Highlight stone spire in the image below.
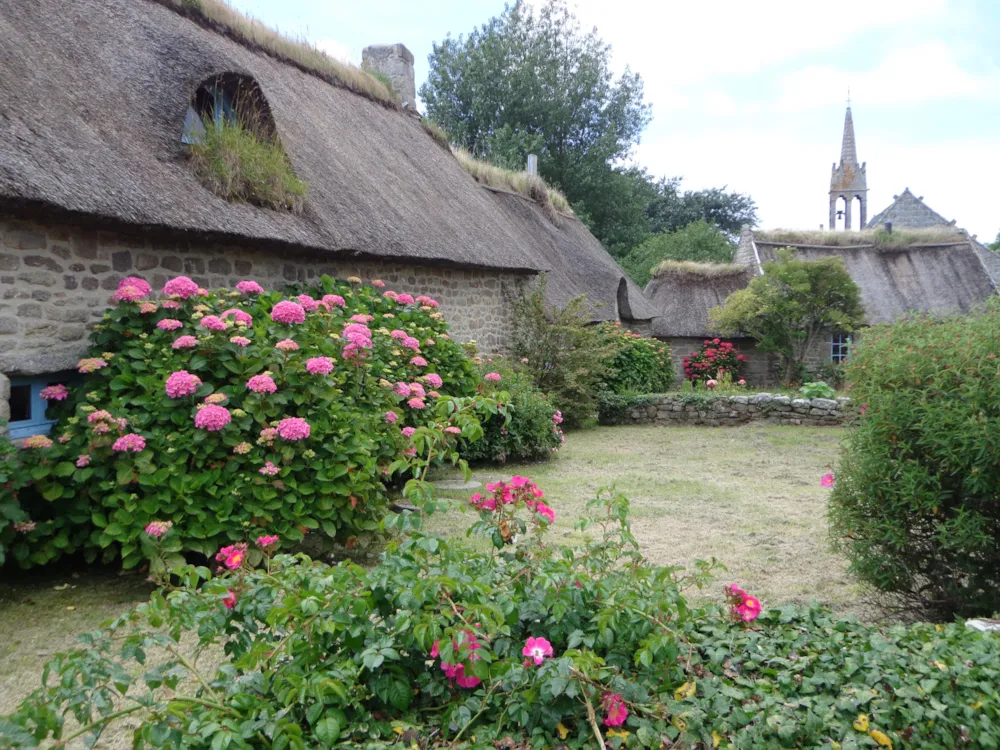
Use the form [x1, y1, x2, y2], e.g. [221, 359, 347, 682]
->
[829, 105, 868, 230]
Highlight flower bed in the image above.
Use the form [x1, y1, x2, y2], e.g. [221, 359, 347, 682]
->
[599, 392, 853, 427]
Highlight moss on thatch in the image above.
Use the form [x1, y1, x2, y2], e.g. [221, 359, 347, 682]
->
[187, 118, 306, 212]
[452, 148, 573, 221]
[158, 0, 396, 107]
[756, 227, 965, 248]
[651, 260, 746, 279]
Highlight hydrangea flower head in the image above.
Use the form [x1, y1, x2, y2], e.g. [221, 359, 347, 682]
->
[113, 434, 147, 452]
[172, 335, 198, 349]
[395, 293, 415, 305]
[407, 397, 425, 410]
[139, 302, 158, 314]
[162, 276, 200, 299]
[275, 338, 299, 352]
[384, 410, 399, 424]
[194, 404, 231, 431]
[203, 393, 227, 405]
[161, 300, 181, 309]
[76, 454, 91, 467]
[157, 318, 183, 331]
[423, 373, 443, 388]
[271, 300, 306, 324]
[484, 372, 502, 382]
[295, 294, 319, 312]
[247, 374, 278, 394]
[390, 329, 408, 340]
[230, 335, 251, 347]
[259, 461, 280, 476]
[322, 294, 346, 308]
[23, 435, 53, 449]
[236, 280, 265, 295]
[233, 442, 252, 455]
[40, 384, 69, 401]
[165, 370, 202, 398]
[410, 356, 428, 367]
[305, 357, 334, 375]
[221, 308, 253, 325]
[277, 417, 310, 441]
[372, 279, 385, 287]
[401, 427, 416, 438]
[77, 358, 108, 374]
[402, 337, 420, 351]
[145, 520, 173, 538]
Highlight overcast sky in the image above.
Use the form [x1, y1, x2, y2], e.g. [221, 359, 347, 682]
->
[229, 0, 1000, 241]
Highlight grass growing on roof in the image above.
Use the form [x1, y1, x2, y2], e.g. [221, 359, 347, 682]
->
[420, 119, 451, 151]
[757, 227, 965, 247]
[452, 148, 573, 220]
[161, 0, 395, 106]
[187, 118, 307, 212]
[651, 260, 746, 278]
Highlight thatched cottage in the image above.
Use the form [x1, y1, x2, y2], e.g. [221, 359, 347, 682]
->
[0, 0, 654, 438]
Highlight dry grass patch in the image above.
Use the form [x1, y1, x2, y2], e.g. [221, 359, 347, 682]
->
[651, 260, 747, 279]
[757, 227, 966, 248]
[159, 0, 395, 106]
[452, 148, 572, 220]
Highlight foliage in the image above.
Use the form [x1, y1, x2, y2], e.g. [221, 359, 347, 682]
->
[798, 381, 835, 400]
[6, 276, 487, 569]
[460, 357, 564, 464]
[508, 280, 618, 428]
[6, 487, 1000, 749]
[710, 248, 865, 385]
[988, 231, 1000, 252]
[597, 322, 674, 395]
[647, 177, 758, 238]
[829, 302, 1000, 620]
[621, 220, 736, 287]
[595, 392, 659, 425]
[682, 339, 748, 385]
[0, 428, 32, 566]
[810, 361, 846, 389]
[187, 117, 307, 212]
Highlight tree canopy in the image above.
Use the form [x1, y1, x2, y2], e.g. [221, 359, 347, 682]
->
[620, 219, 736, 287]
[709, 248, 865, 384]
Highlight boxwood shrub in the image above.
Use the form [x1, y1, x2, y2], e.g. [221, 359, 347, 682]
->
[829, 301, 1000, 620]
[3, 486, 998, 749]
[598, 322, 674, 395]
[6, 275, 484, 569]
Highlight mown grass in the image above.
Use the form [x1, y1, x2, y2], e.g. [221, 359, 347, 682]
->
[187, 118, 307, 212]
[0, 424, 854, 733]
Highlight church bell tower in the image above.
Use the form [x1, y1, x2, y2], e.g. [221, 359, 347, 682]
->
[829, 105, 868, 230]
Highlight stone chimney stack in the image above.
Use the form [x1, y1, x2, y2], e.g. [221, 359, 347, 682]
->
[362, 44, 416, 110]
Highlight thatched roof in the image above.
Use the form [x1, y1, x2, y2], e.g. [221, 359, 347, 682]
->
[644, 263, 750, 337]
[753, 240, 996, 325]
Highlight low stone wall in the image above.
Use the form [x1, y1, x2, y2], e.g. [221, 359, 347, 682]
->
[610, 393, 853, 427]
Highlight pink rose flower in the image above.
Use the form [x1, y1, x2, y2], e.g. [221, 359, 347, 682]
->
[165, 370, 202, 398]
[162, 276, 200, 299]
[821, 473, 835, 487]
[275, 338, 299, 352]
[277, 417, 310, 441]
[322, 294, 346, 308]
[270, 300, 306, 324]
[602, 693, 628, 727]
[145, 520, 173, 538]
[236, 280, 265, 295]
[401, 427, 416, 438]
[39, 384, 68, 401]
[222, 591, 237, 610]
[157, 318, 183, 331]
[247, 374, 278, 394]
[172, 335, 198, 349]
[221, 308, 253, 325]
[534, 502, 555, 524]
[521, 636, 554, 666]
[113, 434, 147, 452]
[194, 404, 231, 431]
[215, 543, 247, 570]
[384, 410, 399, 424]
[484, 372, 502, 382]
[305, 357, 334, 375]
[256, 535, 279, 549]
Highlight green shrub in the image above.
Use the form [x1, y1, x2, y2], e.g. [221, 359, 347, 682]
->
[829, 302, 1000, 620]
[620, 219, 735, 287]
[0, 428, 32, 566]
[460, 357, 563, 463]
[7, 275, 484, 569]
[188, 117, 307, 212]
[595, 392, 659, 425]
[509, 279, 618, 428]
[597, 322, 674, 394]
[799, 380, 835, 399]
[5, 485, 1000, 749]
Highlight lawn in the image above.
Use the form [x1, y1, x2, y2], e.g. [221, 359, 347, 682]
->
[0, 423, 855, 725]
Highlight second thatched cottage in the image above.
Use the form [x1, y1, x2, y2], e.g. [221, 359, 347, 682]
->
[0, 0, 655, 438]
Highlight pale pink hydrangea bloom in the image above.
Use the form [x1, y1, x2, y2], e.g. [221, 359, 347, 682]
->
[275, 338, 299, 352]
[296, 294, 320, 311]
[305, 357, 334, 375]
[161, 300, 181, 309]
[350, 313, 374, 323]
[522, 636, 554, 666]
[393, 381, 410, 398]
[384, 410, 399, 424]
[145, 520, 173, 538]
[165, 370, 202, 398]
[346, 276, 362, 284]
[259, 427, 278, 444]
[87, 410, 112, 424]
[401, 427, 416, 438]
[233, 442, 252, 455]
[230, 336, 251, 347]
[247, 374, 278, 394]
[395, 293, 415, 305]
[194, 404, 231, 431]
[270, 300, 306, 324]
[13, 520, 37, 533]
[484, 372, 502, 382]
[119, 276, 152, 296]
[372, 279, 385, 287]
[256, 535, 279, 549]
[236, 280, 265, 295]
[383, 290, 399, 300]
[139, 302, 158, 314]
[162, 276, 200, 299]
[425, 338, 436, 346]
[77, 358, 108, 374]
[408, 382, 426, 398]
[259, 461, 280, 476]
[410, 356, 428, 367]
[113, 434, 147, 452]
[390, 330, 408, 340]
[277, 417, 310, 441]
[76, 454, 91, 468]
[203, 393, 227, 405]
[172, 335, 198, 349]
[157, 318, 183, 331]
[199, 315, 227, 331]
[408, 397, 425, 410]
[424, 373, 443, 388]
[322, 294, 346, 308]
[40, 384, 68, 401]
[113, 276, 151, 302]
[23, 435, 53, 449]
[402, 337, 421, 351]
[445, 426, 461, 435]
[222, 308, 253, 325]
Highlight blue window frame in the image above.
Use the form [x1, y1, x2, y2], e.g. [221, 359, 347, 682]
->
[8, 373, 74, 439]
[830, 333, 851, 363]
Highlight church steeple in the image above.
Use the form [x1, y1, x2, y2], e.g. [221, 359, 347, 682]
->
[829, 105, 868, 230]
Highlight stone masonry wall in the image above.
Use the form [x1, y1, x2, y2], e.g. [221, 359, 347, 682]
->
[611, 393, 853, 427]
[0, 216, 528, 377]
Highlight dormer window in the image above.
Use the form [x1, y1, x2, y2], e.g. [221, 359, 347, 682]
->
[182, 73, 275, 145]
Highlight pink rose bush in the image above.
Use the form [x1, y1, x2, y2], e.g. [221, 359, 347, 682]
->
[725, 583, 763, 623]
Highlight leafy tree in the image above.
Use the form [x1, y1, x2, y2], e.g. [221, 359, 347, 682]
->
[709, 248, 865, 384]
[421, 0, 652, 251]
[620, 219, 736, 287]
[988, 231, 1000, 252]
[647, 177, 758, 237]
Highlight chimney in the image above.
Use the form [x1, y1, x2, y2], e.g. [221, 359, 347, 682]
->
[362, 44, 416, 109]
[884, 221, 892, 235]
[526, 154, 538, 176]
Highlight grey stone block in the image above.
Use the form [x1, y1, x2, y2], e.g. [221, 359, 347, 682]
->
[811, 398, 838, 410]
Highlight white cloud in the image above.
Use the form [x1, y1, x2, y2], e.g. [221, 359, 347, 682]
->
[315, 38, 356, 64]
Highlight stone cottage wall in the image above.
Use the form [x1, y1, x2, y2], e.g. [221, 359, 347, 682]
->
[0, 216, 528, 380]
[608, 393, 853, 427]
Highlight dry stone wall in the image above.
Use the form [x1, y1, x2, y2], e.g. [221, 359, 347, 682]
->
[611, 393, 853, 427]
[0, 216, 527, 377]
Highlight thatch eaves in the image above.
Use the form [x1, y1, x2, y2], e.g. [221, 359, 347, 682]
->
[644, 263, 750, 337]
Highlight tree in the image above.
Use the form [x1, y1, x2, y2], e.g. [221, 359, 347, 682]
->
[620, 219, 736, 287]
[421, 0, 652, 251]
[647, 177, 758, 237]
[709, 248, 865, 384]
[988, 231, 1000, 252]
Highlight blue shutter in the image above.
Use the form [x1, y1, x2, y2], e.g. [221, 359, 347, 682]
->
[9, 377, 57, 439]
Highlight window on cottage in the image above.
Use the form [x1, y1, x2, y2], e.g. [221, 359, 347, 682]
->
[830, 333, 852, 363]
[182, 73, 274, 145]
[8, 372, 77, 439]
